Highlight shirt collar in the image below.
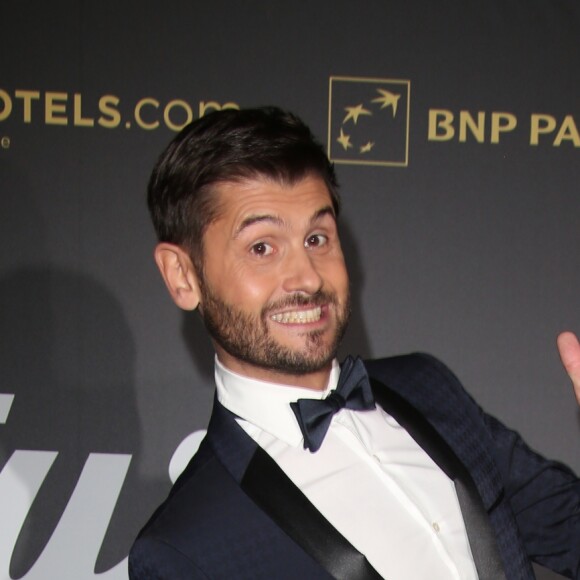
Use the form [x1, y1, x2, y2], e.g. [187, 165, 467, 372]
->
[214, 356, 340, 447]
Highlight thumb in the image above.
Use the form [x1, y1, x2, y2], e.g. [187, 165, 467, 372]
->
[557, 332, 580, 405]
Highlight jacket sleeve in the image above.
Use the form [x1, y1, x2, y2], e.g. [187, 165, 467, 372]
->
[414, 352, 580, 578]
[482, 411, 580, 579]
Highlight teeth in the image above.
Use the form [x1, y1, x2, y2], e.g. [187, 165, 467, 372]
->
[270, 306, 322, 324]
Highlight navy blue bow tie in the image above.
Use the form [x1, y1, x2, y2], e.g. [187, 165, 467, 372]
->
[290, 356, 375, 452]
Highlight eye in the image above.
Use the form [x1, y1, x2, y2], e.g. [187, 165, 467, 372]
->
[250, 241, 274, 257]
[305, 234, 328, 248]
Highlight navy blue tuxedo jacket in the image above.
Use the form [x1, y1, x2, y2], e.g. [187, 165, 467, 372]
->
[130, 354, 580, 579]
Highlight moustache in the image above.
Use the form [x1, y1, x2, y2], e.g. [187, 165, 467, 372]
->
[261, 290, 337, 318]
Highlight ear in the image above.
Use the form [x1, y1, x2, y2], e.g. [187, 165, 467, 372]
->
[154, 243, 201, 311]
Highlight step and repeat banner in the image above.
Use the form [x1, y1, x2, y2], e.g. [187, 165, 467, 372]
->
[1, 2, 579, 578]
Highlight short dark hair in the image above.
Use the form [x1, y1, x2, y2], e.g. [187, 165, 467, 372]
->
[147, 106, 340, 273]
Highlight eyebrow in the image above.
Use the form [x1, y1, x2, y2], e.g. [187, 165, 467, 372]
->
[311, 205, 336, 224]
[234, 205, 336, 238]
[234, 214, 285, 238]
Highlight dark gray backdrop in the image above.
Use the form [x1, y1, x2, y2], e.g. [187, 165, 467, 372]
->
[1, 1, 578, 578]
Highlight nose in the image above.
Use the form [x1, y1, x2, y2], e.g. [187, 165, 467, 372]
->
[281, 247, 323, 295]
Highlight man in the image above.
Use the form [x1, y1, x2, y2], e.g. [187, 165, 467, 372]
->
[130, 107, 580, 579]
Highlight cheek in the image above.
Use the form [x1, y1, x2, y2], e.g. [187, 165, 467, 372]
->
[324, 257, 349, 291]
[221, 264, 281, 306]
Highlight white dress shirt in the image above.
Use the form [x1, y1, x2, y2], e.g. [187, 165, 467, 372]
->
[215, 357, 478, 579]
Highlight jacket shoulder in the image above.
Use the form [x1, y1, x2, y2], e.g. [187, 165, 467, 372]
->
[364, 352, 470, 402]
[131, 437, 268, 577]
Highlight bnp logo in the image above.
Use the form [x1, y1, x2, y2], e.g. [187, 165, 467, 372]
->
[328, 76, 411, 167]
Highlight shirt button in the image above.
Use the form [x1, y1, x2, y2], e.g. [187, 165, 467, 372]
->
[372, 454, 381, 463]
[432, 522, 440, 533]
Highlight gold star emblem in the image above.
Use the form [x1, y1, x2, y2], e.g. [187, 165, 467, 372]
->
[360, 141, 374, 153]
[336, 128, 353, 150]
[343, 104, 372, 125]
[371, 88, 401, 116]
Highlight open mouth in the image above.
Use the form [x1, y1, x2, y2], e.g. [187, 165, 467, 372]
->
[270, 306, 323, 324]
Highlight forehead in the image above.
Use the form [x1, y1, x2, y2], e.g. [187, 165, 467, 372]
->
[212, 175, 334, 225]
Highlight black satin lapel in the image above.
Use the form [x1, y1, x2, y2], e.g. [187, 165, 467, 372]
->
[241, 446, 382, 580]
[370, 378, 506, 580]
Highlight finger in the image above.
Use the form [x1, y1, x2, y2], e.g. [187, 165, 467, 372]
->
[557, 331, 580, 405]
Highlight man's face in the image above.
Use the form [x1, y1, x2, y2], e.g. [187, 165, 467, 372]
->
[197, 175, 350, 387]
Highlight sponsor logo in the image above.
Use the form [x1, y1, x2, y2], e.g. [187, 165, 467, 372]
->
[328, 76, 411, 167]
[328, 76, 578, 169]
[0, 88, 239, 133]
[428, 109, 580, 147]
